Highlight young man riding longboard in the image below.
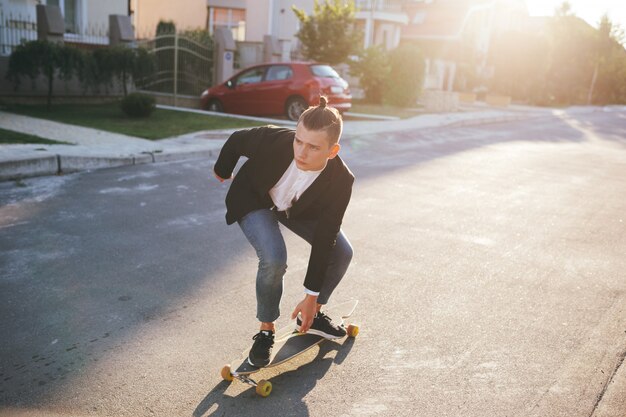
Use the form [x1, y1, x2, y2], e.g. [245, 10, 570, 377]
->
[213, 96, 354, 367]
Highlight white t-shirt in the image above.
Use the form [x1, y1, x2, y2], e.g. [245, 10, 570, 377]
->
[269, 160, 323, 211]
[269, 159, 324, 297]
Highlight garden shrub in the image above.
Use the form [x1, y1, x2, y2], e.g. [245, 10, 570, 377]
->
[120, 92, 156, 118]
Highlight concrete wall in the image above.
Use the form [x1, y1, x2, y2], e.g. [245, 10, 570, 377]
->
[133, 0, 207, 36]
[277, 0, 310, 42]
[245, 0, 308, 41]
[244, 0, 269, 42]
[87, 0, 127, 28]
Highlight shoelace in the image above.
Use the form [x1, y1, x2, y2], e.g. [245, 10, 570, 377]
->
[316, 312, 335, 325]
[252, 332, 274, 348]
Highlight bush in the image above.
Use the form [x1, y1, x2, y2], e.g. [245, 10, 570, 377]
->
[384, 44, 425, 107]
[349, 46, 390, 104]
[7, 40, 84, 109]
[120, 93, 156, 118]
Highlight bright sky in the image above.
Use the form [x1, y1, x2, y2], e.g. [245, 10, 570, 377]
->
[525, 0, 626, 29]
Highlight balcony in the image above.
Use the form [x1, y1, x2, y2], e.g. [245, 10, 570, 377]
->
[355, 0, 405, 13]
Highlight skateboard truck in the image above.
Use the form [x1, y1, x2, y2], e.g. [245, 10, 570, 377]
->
[221, 365, 273, 397]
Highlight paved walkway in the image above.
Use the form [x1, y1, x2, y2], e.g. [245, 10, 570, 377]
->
[0, 103, 574, 181]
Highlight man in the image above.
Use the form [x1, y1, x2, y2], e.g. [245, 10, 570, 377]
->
[213, 97, 354, 367]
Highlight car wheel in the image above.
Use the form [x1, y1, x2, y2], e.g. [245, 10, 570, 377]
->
[207, 99, 223, 112]
[286, 97, 308, 121]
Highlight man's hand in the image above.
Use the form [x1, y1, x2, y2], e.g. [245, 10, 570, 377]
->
[214, 169, 231, 183]
[291, 294, 318, 333]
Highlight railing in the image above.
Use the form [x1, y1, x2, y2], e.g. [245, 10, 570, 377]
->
[0, 11, 37, 56]
[0, 10, 109, 56]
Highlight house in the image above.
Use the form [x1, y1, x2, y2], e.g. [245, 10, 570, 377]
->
[0, 0, 129, 55]
[132, 0, 407, 58]
[402, 0, 529, 92]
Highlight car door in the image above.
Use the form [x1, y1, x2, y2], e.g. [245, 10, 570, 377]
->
[251, 65, 295, 115]
[230, 66, 267, 115]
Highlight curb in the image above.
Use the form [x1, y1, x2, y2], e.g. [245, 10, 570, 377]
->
[0, 111, 541, 183]
[0, 149, 218, 182]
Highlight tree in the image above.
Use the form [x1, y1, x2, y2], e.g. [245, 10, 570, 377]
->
[6, 40, 83, 109]
[384, 43, 425, 107]
[292, 0, 363, 65]
[588, 15, 626, 104]
[349, 46, 390, 103]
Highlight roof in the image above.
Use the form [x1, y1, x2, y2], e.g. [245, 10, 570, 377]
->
[401, 0, 527, 40]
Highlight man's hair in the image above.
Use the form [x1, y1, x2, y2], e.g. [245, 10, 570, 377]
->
[298, 96, 343, 146]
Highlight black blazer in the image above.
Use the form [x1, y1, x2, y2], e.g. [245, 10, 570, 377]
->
[214, 125, 355, 293]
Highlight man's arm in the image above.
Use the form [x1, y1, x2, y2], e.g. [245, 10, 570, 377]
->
[213, 126, 268, 180]
[303, 175, 354, 293]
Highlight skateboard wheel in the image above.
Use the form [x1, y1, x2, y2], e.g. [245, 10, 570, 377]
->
[256, 380, 272, 397]
[221, 365, 234, 382]
[347, 324, 359, 338]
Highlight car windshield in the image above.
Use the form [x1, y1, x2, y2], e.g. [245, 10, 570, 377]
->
[309, 65, 340, 79]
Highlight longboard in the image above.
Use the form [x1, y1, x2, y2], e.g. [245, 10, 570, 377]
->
[220, 299, 359, 397]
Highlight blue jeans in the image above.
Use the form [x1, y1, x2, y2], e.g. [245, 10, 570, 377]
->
[238, 209, 353, 323]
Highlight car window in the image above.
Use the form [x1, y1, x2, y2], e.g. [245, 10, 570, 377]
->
[266, 65, 293, 81]
[309, 65, 340, 79]
[236, 67, 266, 86]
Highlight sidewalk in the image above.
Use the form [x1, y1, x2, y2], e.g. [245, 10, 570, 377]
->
[0, 104, 558, 182]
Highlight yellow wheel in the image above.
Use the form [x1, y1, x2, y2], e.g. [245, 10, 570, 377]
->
[347, 324, 359, 338]
[256, 380, 272, 397]
[220, 365, 233, 382]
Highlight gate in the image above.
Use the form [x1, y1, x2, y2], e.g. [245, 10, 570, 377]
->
[136, 31, 214, 106]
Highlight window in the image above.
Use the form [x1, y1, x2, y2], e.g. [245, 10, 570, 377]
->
[47, 0, 79, 34]
[236, 67, 265, 86]
[309, 65, 340, 79]
[266, 65, 293, 82]
[208, 7, 245, 41]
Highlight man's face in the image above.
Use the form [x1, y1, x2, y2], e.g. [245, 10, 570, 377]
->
[293, 123, 340, 171]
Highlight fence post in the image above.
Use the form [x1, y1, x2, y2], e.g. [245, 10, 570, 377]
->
[214, 27, 236, 84]
[263, 35, 281, 63]
[109, 15, 135, 46]
[173, 31, 179, 107]
[36, 5, 64, 43]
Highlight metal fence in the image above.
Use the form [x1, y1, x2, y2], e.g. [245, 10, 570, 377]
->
[0, 10, 109, 56]
[0, 11, 37, 56]
[136, 31, 214, 105]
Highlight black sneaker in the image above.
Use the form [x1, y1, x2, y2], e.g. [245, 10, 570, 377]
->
[248, 330, 274, 367]
[298, 311, 347, 339]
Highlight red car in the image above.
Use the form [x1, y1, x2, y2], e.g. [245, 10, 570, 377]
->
[200, 62, 351, 121]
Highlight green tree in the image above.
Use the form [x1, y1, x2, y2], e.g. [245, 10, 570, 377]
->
[292, 0, 363, 65]
[6, 40, 83, 109]
[384, 43, 425, 107]
[545, 2, 597, 104]
[349, 46, 390, 104]
[589, 15, 626, 104]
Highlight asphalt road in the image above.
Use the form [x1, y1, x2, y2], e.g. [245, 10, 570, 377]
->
[1, 108, 625, 417]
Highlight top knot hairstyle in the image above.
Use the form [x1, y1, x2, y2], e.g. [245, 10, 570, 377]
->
[298, 96, 343, 145]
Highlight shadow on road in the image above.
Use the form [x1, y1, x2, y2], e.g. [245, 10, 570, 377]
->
[1, 109, 623, 413]
[193, 338, 354, 417]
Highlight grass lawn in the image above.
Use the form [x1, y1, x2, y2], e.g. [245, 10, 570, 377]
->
[0, 127, 72, 145]
[349, 100, 422, 119]
[2, 102, 265, 140]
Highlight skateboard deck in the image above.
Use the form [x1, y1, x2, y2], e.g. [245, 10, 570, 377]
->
[221, 299, 359, 397]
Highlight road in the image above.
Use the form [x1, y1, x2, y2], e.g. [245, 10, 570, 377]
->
[1, 108, 625, 416]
